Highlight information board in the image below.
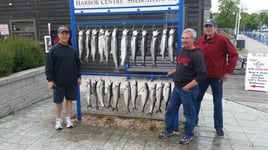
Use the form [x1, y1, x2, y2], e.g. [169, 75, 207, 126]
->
[245, 53, 268, 92]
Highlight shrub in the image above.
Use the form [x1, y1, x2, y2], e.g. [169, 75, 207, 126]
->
[0, 37, 45, 77]
[0, 47, 14, 76]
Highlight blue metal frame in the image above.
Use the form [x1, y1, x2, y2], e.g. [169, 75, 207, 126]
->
[69, 0, 184, 121]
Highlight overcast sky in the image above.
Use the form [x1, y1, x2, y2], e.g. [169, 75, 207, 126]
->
[211, 0, 268, 14]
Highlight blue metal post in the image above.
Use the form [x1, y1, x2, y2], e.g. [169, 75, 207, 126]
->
[76, 86, 82, 121]
[173, 0, 184, 131]
[69, 0, 82, 121]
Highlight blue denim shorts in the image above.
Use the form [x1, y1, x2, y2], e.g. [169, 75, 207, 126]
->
[53, 85, 77, 103]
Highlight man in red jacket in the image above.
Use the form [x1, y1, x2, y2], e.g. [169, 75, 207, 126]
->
[195, 18, 238, 136]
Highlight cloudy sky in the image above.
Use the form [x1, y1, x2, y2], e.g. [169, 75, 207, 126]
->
[211, 0, 268, 14]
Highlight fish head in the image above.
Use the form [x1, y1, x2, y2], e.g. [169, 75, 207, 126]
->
[133, 30, 138, 36]
[105, 30, 111, 36]
[92, 29, 98, 35]
[142, 30, 147, 36]
[86, 30, 91, 35]
[149, 82, 156, 89]
[78, 30, 84, 36]
[112, 28, 118, 36]
[123, 81, 130, 88]
[163, 29, 168, 34]
[99, 29, 105, 35]
[169, 29, 175, 35]
[122, 29, 128, 35]
[107, 80, 113, 86]
[156, 82, 163, 89]
[152, 30, 159, 36]
[132, 80, 137, 86]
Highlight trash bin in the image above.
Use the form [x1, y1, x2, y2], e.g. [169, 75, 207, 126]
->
[236, 40, 245, 50]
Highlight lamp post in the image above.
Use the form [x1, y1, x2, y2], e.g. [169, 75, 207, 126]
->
[235, 0, 241, 40]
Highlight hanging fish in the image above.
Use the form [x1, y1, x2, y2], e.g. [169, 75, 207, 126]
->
[150, 30, 160, 67]
[104, 29, 111, 64]
[148, 82, 157, 116]
[155, 82, 164, 113]
[140, 82, 149, 113]
[85, 29, 91, 63]
[140, 30, 148, 66]
[111, 28, 119, 70]
[112, 81, 121, 112]
[130, 30, 139, 66]
[96, 79, 105, 110]
[91, 79, 98, 110]
[168, 28, 175, 64]
[130, 80, 138, 111]
[98, 28, 105, 63]
[78, 30, 85, 63]
[163, 82, 172, 111]
[106, 80, 113, 108]
[159, 29, 168, 60]
[91, 29, 98, 62]
[123, 81, 131, 113]
[120, 28, 129, 66]
[86, 79, 92, 109]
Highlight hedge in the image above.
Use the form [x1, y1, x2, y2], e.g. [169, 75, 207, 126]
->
[0, 37, 45, 77]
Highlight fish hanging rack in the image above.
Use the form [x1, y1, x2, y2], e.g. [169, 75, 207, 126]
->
[69, 0, 184, 120]
[70, 0, 184, 76]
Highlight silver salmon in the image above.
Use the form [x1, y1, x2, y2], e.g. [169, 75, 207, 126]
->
[111, 28, 119, 70]
[91, 29, 98, 62]
[130, 30, 139, 66]
[140, 30, 148, 66]
[120, 29, 129, 66]
[168, 28, 175, 64]
[150, 30, 159, 67]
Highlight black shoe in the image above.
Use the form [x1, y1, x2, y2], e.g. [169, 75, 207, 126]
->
[216, 129, 224, 136]
[158, 131, 173, 139]
[179, 136, 193, 145]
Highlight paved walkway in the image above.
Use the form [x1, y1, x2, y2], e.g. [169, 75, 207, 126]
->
[0, 93, 268, 150]
[223, 34, 268, 113]
[1, 34, 268, 150]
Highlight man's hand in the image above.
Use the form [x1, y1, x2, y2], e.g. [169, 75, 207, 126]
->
[182, 85, 190, 92]
[221, 74, 229, 81]
[77, 78, 81, 85]
[48, 81, 55, 89]
[167, 69, 176, 77]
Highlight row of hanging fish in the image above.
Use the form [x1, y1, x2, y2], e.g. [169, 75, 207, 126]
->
[85, 79, 172, 116]
[78, 28, 176, 69]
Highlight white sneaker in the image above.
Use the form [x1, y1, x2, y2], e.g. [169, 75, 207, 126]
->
[55, 119, 63, 130]
[66, 119, 73, 128]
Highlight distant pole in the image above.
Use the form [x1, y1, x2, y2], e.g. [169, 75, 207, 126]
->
[236, 0, 241, 40]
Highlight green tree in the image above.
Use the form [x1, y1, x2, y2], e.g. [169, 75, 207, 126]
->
[258, 12, 268, 26]
[240, 12, 259, 31]
[215, 0, 240, 28]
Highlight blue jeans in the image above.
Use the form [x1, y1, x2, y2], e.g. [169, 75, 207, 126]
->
[164, 86, 199, 137]
[196, 78, 223, 130]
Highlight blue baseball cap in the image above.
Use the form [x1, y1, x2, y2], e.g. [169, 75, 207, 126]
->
[204, 18, 216, 26]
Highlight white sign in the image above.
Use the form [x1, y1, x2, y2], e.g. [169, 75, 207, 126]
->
[245, 53, 268, 92]
[74, 0, 179, 9]
[44, 35, 52, 53]
[0, 24, 9, 35]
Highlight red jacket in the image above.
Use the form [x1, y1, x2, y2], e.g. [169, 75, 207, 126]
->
[196, 33, 238, 78]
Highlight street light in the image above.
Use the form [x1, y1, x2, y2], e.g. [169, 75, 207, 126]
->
[235, 0, 241, 40]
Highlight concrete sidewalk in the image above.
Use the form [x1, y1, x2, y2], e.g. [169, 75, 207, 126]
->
[0, 92, 268, 150]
